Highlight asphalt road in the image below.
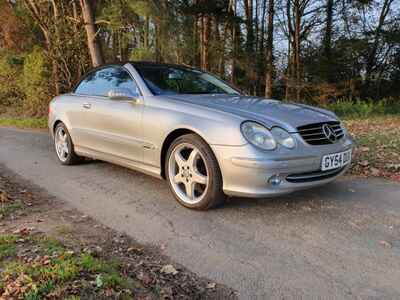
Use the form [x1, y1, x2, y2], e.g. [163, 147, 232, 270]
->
[1, 127, 400, 299]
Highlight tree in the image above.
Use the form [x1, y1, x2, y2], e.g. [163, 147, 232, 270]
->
[322, 0, 334, 83]
[1, 0, 399, 117]
[364, 0, 395, 88]
[80, 0, 104, 67]
[265, 0, 275, 97]
[283, 0, 324, 100]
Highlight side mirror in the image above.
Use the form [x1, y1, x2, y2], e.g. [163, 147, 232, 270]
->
[108, 88, 139, 101]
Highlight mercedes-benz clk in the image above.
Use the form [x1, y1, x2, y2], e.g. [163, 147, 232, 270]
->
[49, 61, 353, 210]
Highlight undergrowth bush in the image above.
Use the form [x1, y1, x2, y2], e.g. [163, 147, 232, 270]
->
[19, 47, 52, 116]
[0, 50, 24, 109]
[323, 98, 400, 118]
[0, 48, 52, 117]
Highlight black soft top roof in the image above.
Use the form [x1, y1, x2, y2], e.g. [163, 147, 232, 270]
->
[128, 61, 196, 70]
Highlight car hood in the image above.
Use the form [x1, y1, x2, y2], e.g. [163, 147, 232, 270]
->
[164, 94, 338, 132]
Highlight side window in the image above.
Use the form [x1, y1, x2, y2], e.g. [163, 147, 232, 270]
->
[75, 67, 140, 97]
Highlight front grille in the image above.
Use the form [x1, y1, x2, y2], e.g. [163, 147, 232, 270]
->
[286, 167, 345, 183]
[297, 121, 344, 145]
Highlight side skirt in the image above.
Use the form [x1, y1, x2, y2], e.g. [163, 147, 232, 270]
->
[75, 146, 163, 180]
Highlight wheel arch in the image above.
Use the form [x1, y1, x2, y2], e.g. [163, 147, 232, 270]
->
[160, 127, 215, 179]
[53, 120, 63, 133]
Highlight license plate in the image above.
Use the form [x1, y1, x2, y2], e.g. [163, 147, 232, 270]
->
[321, 149, 352, 171]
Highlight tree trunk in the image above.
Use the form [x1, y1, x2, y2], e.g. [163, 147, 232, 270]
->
[230, 0, 239, 84]
[265, 0, 274, 98]
[155, 18, 162, 62]
[365, 0, 393, 87]
[201, 15, 211, 71]
[144, 15, 150, 50]
[256, 0, 267, 95]
[323, 0, 333, 82]
[285, 39, 291, 100]
[286, 0, 294, 99]
[294, 0, 301, 101]
[244, 0, 254, 54]
[50, 0, 60, 94]
[80, 0, 104, 67]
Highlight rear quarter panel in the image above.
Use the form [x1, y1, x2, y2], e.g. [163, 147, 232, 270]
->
[49, 94, 85, 146]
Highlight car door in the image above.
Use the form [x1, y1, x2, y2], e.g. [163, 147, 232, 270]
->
[73, 66, 144, 163]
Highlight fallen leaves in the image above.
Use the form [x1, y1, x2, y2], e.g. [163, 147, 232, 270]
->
[379, 240, 392, 248]
[12, 227, 34, 236]
[137, 271, 153, 285]
[386, 163, 400, 171]
[370, 167, 380, 176]
[345, 116, 400, 182]
[127, 246, 143, 254]
[0, 191, 11, 203]
[1, 274, 33, 299]
[160, 264, 179, 275]
[95, 274, 104, 288]
[207, 282, 217, 289]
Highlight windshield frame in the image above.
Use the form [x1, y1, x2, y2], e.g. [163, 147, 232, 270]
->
[131, 63, 242, 96]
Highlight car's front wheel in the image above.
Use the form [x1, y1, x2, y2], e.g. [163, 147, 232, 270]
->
[166, 134, 225, 210]
[54, 122, 82, 165]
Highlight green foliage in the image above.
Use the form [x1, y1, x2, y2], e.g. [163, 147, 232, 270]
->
[36, 237, 66, 255]
[24, 280, 56, 300]
[0, 50, 24, 107]
[19, 47, 52, 116]
[0, 200, 23, 219]
[64, 296, 81, 300]
[0, 235, 17, 259]
[130, 48, 155, 61]
[101, 273, 129, 288]
[324, 98, 400, 118]
[128, 0, 154, 17]
[79, 252, 120, 274]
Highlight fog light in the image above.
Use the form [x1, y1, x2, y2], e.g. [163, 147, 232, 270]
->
[268, 175, 282, 186]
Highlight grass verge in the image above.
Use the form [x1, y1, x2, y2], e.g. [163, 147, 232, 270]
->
[0, 117, 47, 129]
[0, 234, 134, 299]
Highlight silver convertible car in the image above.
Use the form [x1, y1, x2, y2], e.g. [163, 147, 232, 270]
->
[49, 62, 353, 210]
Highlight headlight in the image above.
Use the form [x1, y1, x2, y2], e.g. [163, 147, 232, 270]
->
[271, 127, 296, 149]
[241, 121, 277, 150]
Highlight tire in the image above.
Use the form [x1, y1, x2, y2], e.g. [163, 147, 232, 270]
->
[54, 122, 83, 165]
[165, 134, 225, 210]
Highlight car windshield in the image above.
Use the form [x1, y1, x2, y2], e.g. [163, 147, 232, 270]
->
[133, 64, 240, 96]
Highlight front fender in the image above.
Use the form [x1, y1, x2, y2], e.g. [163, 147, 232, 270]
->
[141, 96, 248, 169]
[143, 96, 248, 148]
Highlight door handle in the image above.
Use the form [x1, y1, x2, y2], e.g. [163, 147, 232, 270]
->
[83, 103, 91, 109]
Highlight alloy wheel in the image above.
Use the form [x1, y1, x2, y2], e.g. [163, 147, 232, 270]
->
[54, 126, 69, 162]
[168, 143, 209, 205]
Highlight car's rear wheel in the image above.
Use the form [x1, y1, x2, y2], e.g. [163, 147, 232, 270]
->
[54, 123, 82, 165]
[166, 134, 225, 210]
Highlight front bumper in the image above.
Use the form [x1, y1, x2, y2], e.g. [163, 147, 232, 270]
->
[211, 134, 354, 198]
